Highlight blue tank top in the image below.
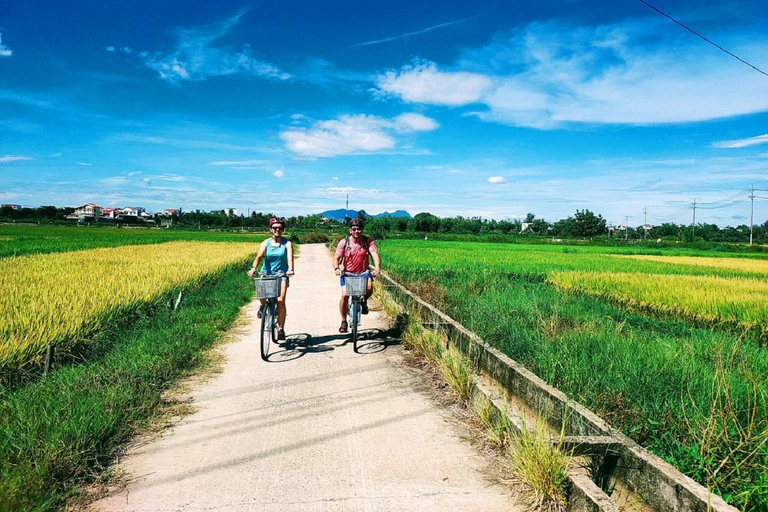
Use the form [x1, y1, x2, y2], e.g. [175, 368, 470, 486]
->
[261, 239, 289, 274]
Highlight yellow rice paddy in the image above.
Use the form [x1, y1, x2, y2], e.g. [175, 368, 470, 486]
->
[0, 241, 255, 372]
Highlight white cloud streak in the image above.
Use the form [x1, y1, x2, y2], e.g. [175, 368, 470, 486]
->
[487, 176, 506, 184]
[712, 134, 768, 148]
[352, 16, 476, 47]
[118, 10, 290, 84]
[0, 155, 32, 163]
[280, 113, 438, 158]
[210, 159, 268, 166]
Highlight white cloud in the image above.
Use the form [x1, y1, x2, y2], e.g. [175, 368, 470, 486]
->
[488, 176, 506, 184]
[0, 33, 12, 57]
[712, 134, 768, 149]
[376, 60, 492, 106]
[313, 186, 383, 196]
[392, 113, 439, 132]
[380, 20, 768, 128]
[0, 155, 32, 163]
[150, 174, 186, 182]
[273, 169, 285, 178]
[281, 113, 438, 158]
[121, 10, 290, 83]
[210, 159, 267, 166]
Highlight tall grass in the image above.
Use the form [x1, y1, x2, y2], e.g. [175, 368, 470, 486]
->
[507, 422, 571, 512]
[0, 241, 255, 379]
[382, 240, 768, 511]
[549, 271, 768, 333]
[0, 225, 268, 259]
[0, 267, 253, 511]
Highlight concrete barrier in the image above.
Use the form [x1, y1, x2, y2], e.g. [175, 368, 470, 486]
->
[379, 273, 738, 512]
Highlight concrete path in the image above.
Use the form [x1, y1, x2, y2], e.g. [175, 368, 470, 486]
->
[92, 243, 520, 512]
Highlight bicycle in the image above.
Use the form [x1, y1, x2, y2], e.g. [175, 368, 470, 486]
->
[255, 272, 284, 361]
[343, 270, 371, 352]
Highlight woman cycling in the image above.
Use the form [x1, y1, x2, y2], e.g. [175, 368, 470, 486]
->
[246, 217, 295, 340]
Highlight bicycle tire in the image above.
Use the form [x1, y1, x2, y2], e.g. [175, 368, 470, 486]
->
[260, 300, 274, 361]
[350, 298, 360, 351]
[269, 301, 278, 344]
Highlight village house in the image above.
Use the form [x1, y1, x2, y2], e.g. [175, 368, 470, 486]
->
[67, 203, 102, 220]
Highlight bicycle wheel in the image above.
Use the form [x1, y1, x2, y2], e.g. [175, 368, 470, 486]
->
[260, 300, 275, 361]
[269, 301, 278, 344]
[350, 298, 360, 351]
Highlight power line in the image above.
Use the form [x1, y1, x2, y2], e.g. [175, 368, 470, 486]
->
[635, 0, 768, 78]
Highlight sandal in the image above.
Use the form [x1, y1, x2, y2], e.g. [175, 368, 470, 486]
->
[278, 329, 286, 341]
[339, 320, 348, 333]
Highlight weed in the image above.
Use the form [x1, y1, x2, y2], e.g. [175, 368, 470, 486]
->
[439, 345, 473, 403]
[475, 397, 514, 449]
[507, 421, 571, 512]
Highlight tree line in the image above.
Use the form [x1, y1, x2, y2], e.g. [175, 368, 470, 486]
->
[2, 205, 767, 244]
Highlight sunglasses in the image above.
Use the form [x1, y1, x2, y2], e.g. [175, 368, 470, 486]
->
[271, 226, 284, 231]
[350, 227, 362, 231]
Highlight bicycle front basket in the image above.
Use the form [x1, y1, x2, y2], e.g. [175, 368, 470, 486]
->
[256, 277, 280, 299]
[345, 275, 368, 296]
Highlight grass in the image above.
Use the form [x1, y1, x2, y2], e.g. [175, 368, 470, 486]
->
[0, 266, 253, 512]
[507, 421, 571, 512]
[0, 241, 256, 380]
[381, 239, 768, 511]
[0, 224, 269, 259]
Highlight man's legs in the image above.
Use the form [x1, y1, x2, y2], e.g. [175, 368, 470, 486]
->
[338, 288, 349, 332]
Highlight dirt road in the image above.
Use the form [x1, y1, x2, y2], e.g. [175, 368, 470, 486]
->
[92, 243, 520, 512]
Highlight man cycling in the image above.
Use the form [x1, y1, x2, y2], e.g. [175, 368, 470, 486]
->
[333, 218, 381, 333]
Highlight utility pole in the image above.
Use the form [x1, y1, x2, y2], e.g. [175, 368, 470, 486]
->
[691, 199, 696, 242]
[749, 185, 755, 246]
[345, 194, 349, 224]
[643, 207, 648, 240]
[624, 215, 629, 240]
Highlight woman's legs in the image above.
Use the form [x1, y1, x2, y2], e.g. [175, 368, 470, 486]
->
[277, 278, 288, 331]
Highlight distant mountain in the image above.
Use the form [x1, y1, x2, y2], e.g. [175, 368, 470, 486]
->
[374, 210, 411, 218]
[319, 209, 412, 221]
[320, 209, 361, 221]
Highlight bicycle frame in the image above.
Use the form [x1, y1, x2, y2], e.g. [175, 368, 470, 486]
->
[343, 271, 371, 352]
[256, 272, 285, 361]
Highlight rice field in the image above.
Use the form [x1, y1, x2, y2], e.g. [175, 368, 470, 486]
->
[0, 224, 267, 258]
[381, 239, 768, 511]
[549, 271, 768, 331]
[0, 240, 255, 376]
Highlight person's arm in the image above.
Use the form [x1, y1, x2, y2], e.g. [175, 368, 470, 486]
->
[286, 241, 295, 275]
[370, 244, 381, 277]
[333, 240, 343, 275]
[247, 240, 268, 278]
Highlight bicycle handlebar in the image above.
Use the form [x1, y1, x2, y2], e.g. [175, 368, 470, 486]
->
[256, 271, 291, 278]
[341, 270, 371, 277]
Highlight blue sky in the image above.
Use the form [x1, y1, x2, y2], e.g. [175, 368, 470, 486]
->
[1, 0, 767, 226]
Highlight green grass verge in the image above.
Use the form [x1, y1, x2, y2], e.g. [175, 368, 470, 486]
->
[0, 266, 254, 511]
[387, 271, 768, 511]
